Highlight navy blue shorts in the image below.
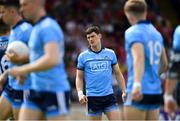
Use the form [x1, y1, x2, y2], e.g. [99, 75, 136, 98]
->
[23, 89, 70, 117]
[87, 94, 119, 116]
[2, 84, 28, 109]
[169, 61, 180, 80]
[169, 51, 180, 80]
[124, 93, 162, 110]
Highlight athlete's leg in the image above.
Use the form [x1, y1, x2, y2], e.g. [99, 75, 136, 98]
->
[47, 91, 70, 120]
[47, 115, 69, 120]
[0, 96, 13, 120]
[164, 79, 178, 113]
[18, 107, 45, 120]
[12, 108, 20, 120]
[165, 60, 180, 112]
[88, 115, 102, 120]
[146, 109, 159, 120]
[123, 106, 146, 120]
[11, 89, 28, 120]
[165, 79, 177, 95]
[105, 109, 121, 120]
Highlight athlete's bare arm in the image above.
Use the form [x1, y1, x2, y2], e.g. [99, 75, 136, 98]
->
[76, 69, 87, 104]
[112, 63, 126, 101]
[131, 43, 144, 101]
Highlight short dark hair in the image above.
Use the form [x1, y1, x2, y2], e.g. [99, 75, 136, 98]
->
[124, 0, 147, 15]
[0, 0, 19, 7]
[85, 26, 101, 35]
[0, 19, 10, 34]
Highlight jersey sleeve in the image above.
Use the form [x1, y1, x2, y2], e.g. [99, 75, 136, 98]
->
[77, 53, 84, 70]
[23, 26, 32, 44]
[39, 21, 64, 44]
[125, 30, 144, 49]
[111, 50, 117, 65]
[17, 23, 32, 44]
[173, 26, 180, 51]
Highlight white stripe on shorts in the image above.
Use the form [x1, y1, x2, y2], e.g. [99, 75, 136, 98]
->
[57, 92, 68, 115]
[23, 90, 30, 103]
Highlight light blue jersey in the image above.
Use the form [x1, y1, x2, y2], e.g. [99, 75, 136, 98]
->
[0, 36, 9, 75]
[173, 25, 180, 51]
[8, 20, 32, 90]
[29, 16, 70, 92]
[77, 47, 117, 96]
[125, 20, 164, 94]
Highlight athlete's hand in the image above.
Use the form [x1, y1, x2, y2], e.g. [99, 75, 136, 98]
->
[0, 84, 3, 91]
[122, 92, 127, 102]
[9, 65, 28, 77]
[77, 90, 88, 104]
[0, 70, 8, 91]
[0, 81, 3, 91]
[0, 70, 8, 85]
[132, 82, 143, 101]
[16, 75, 26, 85]
[0, 76, 5, 91]
[10, 67, 28, 84]
[164, 94, 177, 114]
[78, 94, 88, 104]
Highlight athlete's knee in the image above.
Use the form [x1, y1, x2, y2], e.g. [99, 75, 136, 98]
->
[106, 109, 121, 120]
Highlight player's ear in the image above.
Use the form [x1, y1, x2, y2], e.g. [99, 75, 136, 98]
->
[99, 33, 102, 39]
[144, 11, 147, 18]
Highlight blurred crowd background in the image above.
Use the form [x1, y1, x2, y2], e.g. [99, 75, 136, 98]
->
[44, 0, 180, 105]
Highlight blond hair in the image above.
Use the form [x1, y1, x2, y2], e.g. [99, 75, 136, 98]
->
[124, 0, 147, 17]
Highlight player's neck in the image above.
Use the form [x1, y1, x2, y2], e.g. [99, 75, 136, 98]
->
[134, 16, 146, 25]
[0, 32, 9, 36]
[91, 44, 102, 52]
[11, 15, 22, 28]
[33, 8, 47, 23]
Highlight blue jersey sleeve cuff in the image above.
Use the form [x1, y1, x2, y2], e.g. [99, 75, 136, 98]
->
[112, 62, 117, 66]
[77, 67, 84, 71]
[129, 41, 144, 48]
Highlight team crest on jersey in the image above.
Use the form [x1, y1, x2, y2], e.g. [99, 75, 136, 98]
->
[104, 56, 110, 60]
[90, 61, 108, 71]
